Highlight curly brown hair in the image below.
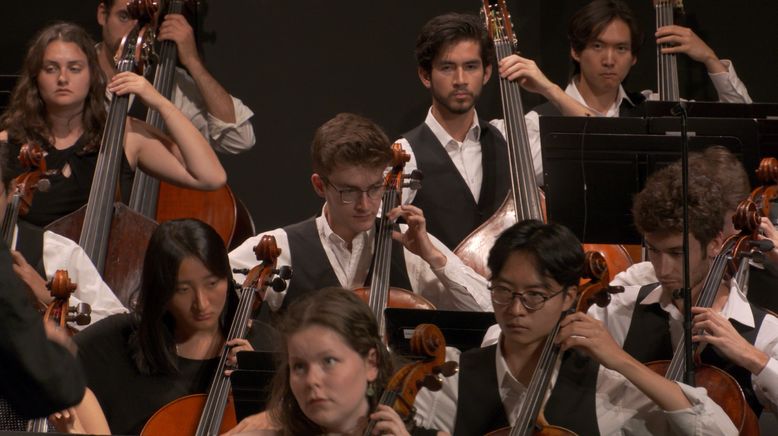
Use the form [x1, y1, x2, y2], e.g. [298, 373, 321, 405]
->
[693, 145, 750, 213]
[633, 159, 726, 250]
[0, 22, 106, 152]
[267, 287, 393, 435]
[310, 113, 392, 178]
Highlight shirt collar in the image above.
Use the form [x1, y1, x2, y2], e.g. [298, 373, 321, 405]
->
[566, 78, 635, 116]
[641, 280, 755, 328]
[315, 204, 374, 247]
[424, 108, 481, 149]
[495, 334, 528, 397]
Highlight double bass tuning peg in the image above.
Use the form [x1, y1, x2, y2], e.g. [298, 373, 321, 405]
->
[68, 302, 92, 326]
[274, 265, 292, 280]
[402, 170, 424, 191]
[433, 361, 459, 378]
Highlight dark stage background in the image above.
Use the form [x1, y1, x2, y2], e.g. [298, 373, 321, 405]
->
[2, 1, 776, 236]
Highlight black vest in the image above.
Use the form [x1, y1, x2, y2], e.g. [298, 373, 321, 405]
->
[15, 220, 47, 278]
[277, 217, 412, 310]
[742, 264, 778, 315]
[402, 120, 510, 250]
[532, 90, 647, 118]
[622, 283, 767, 415]
[453, 344, 599, 435]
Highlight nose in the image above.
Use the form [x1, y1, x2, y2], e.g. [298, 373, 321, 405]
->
[193, 288, 208, 312]
[354, 191, 370, 210]
[654, 253, 675, 280]
[602, 48, 615, 66]
[505, 294, 528, 316]
[57, 69, 68, 84]
[305, 364, 323, 387]
[453, 66, 466, 85]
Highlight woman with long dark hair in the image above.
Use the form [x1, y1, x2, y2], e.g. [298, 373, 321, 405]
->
[0, 22, 225, 227]
[71, 219, 254, 434]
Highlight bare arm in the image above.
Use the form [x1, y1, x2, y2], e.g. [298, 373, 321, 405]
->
[159, 13, 236, 123]
[108, 72, 226, 190]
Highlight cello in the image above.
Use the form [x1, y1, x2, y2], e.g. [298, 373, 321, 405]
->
[487, 252, 624, 436]
[353, 144, 434, 339]
[363, 323, 458, 435]
[654, 0, 684, 101]
[46, 3, 159, 307]
[1, 142, 50, 249]
[454, 0, 633, 280]
[644, 200, 762, 435]
[141, 235, 290, 436]
[128, 0, 255, 249]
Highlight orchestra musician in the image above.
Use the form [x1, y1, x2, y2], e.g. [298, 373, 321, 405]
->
[71, 219, 257, 435]
[229, 112, 490, 313]
[96, 0, 256, 154]
[227, 287, 443, 436]
[588, 159, 778, 417]
[413, 219, 737, 435]
[0, 22, 226, 228]
[0, 140, 127, 329]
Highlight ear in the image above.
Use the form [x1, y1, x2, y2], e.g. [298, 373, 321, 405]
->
[365, 348, 379, 382]
[311, 173, 326, 198]
[570, 47, 581, 63]
[562, 286, 577, 311]
[483, 63, 493, 86]
[630, 54, 637, 67]
[97, 3, 107, 26]
[417, 66, 432, 89]
[705, 232, 725, 259]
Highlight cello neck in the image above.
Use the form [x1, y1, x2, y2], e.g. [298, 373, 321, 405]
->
[1, 193, 21, 248]
[129, 0, 185, 218]
[367, 185, 400, 340]
[663, 236, 735, 381]
[483, 0, 543, 221]
[655, 0, 682, 101]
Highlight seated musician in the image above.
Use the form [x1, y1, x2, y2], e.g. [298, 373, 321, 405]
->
[0, 22, 226, 228]
[229, 112, 490, 313]
[70, 219, 257, 435]
[97, 0, 256, 154]
[588, 160, 778, 416]
[229, 287, 443, 436]
[524, 0, 751, 144]
[0, 141, 127, 329]
[413, 219, 737, 435]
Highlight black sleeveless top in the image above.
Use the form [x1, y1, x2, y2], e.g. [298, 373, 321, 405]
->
[9, 135, 135, 228]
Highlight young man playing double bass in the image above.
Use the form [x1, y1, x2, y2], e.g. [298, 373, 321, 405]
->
[412, 219, 737, 435]
[589, 160, 778, 417]
[229, 113, 490, 314]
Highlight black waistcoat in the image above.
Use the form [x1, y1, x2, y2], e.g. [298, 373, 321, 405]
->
[15, 221, 47, 278]
[532, 90, 647, 118]
[453, 344, 599, 435]
[402, 120, 510, 250]
[277, 217, 412, 311]
[621, 282, 767, 415]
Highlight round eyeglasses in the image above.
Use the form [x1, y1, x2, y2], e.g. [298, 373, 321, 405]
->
[488, 284, 568, 311]
[322, 178, 385, 204]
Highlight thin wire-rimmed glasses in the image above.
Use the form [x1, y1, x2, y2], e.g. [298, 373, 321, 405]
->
[488, 284, 568, 311]
[322, 177, 385, 204]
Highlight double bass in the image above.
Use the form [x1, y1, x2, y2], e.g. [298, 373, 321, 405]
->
[142, 235, 290, 436]
[455, 0, 633, 279]
[47, 3, 159, 307]
[128, 0, 255, 249]
[487, 252, 624, 436]
[654, 0, 684, 101]
[354, 144, 434, 339]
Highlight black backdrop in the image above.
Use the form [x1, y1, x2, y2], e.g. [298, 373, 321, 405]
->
[2, 0, 776, 236]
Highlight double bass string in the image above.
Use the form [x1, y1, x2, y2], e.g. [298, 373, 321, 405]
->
[656, 1, 680, 101]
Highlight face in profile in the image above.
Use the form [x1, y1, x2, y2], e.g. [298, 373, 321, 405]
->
[644, 230, 719, 298]
[166, 256, 228, 338]
[36, 41, 91, 112]
[287, 324, 378, 433]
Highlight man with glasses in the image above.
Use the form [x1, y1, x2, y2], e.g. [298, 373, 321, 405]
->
[229, 113, 490, 313]
[412, 219, 737, 435]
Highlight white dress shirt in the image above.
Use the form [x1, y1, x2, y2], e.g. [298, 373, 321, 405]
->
[588, 274, 778, 413]
[229, 208, 491, 312]
[12, 226, 128, 330]
[414, 341, 738, 435]
[107, 67, 255, 154]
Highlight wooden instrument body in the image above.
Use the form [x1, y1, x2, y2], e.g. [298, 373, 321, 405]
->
[46, 202, 157, 307]
[354, 286, 435, 310]
[140, 394, 237, 436]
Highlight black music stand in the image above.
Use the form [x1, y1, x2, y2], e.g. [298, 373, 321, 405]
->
[384, 308, 496, 356]
[230, 351, 279, 420]
[538, 116, 755, 245]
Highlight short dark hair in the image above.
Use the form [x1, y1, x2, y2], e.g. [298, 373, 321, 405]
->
[99, 0, 116, 9]
[415, 12, 495, 74]
[568, 0, 643, 75]
[488, 219, 585, 289]
[130, 219, 237, 375]
[633, 161, 726, 250]
[267, 287, 393, 435]
[310, 113, 392, 177]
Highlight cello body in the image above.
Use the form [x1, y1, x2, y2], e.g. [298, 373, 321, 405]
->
[140, 394, 237, 436]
